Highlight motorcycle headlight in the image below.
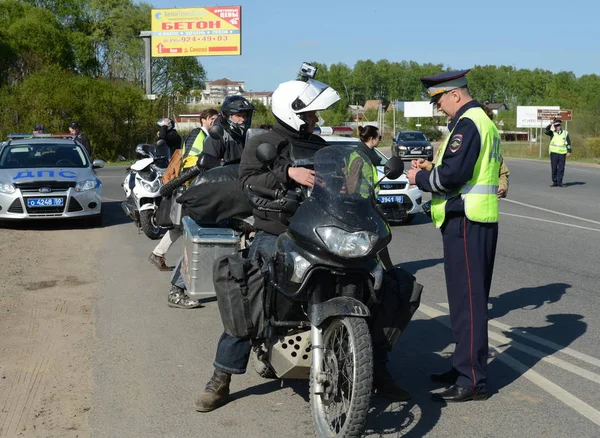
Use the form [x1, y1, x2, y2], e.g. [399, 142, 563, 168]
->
[0, 182, 16, 194]
[316, 226, 379, 258]
[75, 178, 100, 192]
[141, 179, 160, 192]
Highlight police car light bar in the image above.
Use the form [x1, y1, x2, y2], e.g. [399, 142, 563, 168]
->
[7, 133, 75, 139]
[314, 126, 354, 136]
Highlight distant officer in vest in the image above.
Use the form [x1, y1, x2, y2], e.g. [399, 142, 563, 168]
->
[407, 69, 501, 403]
[545, 119, 571, 187]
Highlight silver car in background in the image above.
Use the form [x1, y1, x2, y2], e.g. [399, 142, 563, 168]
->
[0, 135, 104, 226]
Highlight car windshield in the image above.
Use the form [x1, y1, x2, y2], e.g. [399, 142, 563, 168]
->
[0, 143, 88, 168]
[324, 139, 389, 165]
[397, 132, 427, 142]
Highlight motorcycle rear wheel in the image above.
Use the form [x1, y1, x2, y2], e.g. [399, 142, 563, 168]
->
[310, 317, 373, 438]
[140, 209, 162, 240]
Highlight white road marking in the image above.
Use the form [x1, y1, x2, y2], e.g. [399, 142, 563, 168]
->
[502, 198, 600, 226]
[437, 303, 600, 369]
[437, 303, 600, 367]
[419, 303, 600, 427]
[501, 212, 600, 233]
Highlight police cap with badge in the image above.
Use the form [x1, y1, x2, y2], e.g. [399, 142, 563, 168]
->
[420, 69, 471, 103]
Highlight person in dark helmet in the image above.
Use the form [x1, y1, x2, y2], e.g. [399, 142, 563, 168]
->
[68, 122, 92, 156]
[157, 117, 182, 157]
[202, 96, 256, 162]
[33, 124, 47, 135]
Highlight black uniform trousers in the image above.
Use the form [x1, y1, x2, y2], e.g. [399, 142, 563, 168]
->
[441, 215, 498, 392]
[550, 152, 566, 185]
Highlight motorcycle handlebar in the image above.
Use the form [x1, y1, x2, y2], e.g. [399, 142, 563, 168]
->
[160, 166, 202, 197]
[247, 185, 282, 200]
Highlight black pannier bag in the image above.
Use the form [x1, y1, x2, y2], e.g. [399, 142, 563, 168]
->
[213, 254, 268, 339]
[370, 266, 423, 351]
[155, 194, 175, 229]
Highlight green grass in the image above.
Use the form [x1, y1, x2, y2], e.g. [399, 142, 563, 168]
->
[103, 160, 134, 166]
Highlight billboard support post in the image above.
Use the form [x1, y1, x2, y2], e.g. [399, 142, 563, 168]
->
[140, 31, 152, 96]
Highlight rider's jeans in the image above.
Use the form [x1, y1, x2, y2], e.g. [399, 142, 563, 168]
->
[213, 231, 278, 374]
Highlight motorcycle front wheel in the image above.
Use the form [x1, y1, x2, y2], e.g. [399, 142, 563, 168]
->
[139, 209, 162, 240]
[310, 317, 373, 438]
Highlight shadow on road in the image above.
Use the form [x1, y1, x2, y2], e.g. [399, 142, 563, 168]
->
[564, 181, 586, 187]
[102, 200, 135, 227]
[489, 282, 570, 319]
[399, 258, 444, 276]
[490, 313, 587, 394]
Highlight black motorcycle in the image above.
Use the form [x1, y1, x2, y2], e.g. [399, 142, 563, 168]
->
[247, 143, 404, 438]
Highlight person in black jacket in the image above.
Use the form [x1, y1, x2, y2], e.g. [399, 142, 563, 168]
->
[203, 96, 255, 162]
[157, 118, 182, 157]
[68, 122, 92, 157]
[195, 75, 410, 413]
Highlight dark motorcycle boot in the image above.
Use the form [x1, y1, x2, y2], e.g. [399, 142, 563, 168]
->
[194, 369, 232, 412]
[373, 366, 411, 401]
[167, 285, 203, 309]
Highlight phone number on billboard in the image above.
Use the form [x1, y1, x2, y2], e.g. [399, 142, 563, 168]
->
[163, 36, 229, 43]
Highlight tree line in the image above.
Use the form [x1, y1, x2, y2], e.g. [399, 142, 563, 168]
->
[0, 0, 206, 159]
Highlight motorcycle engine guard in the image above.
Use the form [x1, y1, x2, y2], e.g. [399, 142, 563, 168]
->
[308, 296, 370, 327]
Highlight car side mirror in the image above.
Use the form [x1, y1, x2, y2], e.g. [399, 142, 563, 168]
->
[209, 125, 224, 140]
[92, 159, 105, 169]
[256, 143, 277, 166]
[196, 152, 221, 170]
[384, 157, 404, 180]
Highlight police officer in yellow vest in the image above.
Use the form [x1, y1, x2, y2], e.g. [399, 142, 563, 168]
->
[545, 119, 571, 187]
[407, 69, 500, 403]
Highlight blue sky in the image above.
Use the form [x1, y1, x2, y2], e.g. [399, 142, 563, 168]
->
[148, 0, 600, 91]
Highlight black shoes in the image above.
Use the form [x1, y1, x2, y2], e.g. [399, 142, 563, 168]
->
[431, 384, 488, 402]
[550, 183, 558, 187]
[550, 183, 566, 188]
[430, 368, 460, 385]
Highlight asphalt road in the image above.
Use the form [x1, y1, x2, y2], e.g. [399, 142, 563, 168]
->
[90, 159, 600, 437]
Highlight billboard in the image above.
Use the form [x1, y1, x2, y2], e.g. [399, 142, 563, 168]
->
[537, 109, 573, 121]
[516, 106, 559, 128]
[151, 6, 241, 57]
[404, 101, 434, 118]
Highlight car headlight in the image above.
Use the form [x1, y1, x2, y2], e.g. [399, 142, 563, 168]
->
[316, 226, 378, 258]
[141, 179, 160, 192]
[425, 145, 433, 150]
[397, 146, 407, 151]
[75, 178, 100, 192]
[0, 183, 16, 194]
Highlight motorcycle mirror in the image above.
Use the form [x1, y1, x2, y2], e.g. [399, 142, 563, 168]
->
[256, 143, 277, 165]
[384, 157, 404, 179]
[196, 152, 221, 170]
[209, 125, 224, 140]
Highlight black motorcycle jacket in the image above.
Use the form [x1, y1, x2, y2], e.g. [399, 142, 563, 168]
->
[239, 121, 327, 235]
[158, 126, 182, 156]
[203, 117, 245, 162]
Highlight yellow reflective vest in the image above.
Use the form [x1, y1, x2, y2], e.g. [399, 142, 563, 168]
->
[430, 107, 501, 228]
[549, 130, 569, 154]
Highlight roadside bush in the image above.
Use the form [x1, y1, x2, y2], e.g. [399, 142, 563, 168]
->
[574, 137, 600, 159]
[422, 127, 443, 141]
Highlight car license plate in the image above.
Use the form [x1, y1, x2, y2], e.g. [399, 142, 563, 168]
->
[410, 149, 422, 154]
[26, 197, 64, 208]
[378, 195, 404, 204]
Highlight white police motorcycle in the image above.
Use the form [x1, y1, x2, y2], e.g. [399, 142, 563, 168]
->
[121, 139, 169, 239]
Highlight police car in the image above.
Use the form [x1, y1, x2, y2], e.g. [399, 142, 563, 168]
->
[318, 127, 423, 224]
[0, 134, 104, 225]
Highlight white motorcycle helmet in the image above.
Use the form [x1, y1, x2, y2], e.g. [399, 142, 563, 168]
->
[272, 79, 340, 133]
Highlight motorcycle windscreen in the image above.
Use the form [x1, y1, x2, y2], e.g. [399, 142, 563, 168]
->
[310, 144, 380, 229]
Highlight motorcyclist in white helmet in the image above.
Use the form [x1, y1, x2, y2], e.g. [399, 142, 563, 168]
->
[194, 68, 410, 413]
